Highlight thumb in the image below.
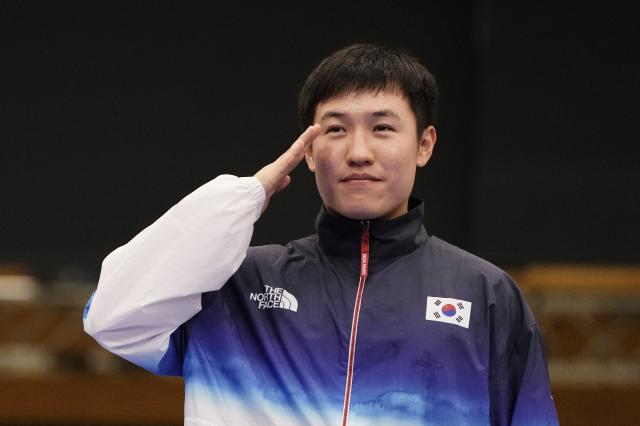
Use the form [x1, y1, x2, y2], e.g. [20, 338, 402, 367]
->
[274, 175, 292, 195]
[260, 175, 291, 214]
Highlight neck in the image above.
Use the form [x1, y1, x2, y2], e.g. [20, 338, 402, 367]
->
[315, 198, 428, 274]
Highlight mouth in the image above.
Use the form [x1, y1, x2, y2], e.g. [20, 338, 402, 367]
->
[340, 173, 382, 183]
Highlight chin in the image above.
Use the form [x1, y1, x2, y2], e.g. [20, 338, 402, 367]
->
[330, 204, 384, 221]
[330, 200, 408, 221]
[342, 212, 379, 221]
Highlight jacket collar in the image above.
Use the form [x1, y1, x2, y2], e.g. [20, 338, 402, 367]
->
[315, 197, 428, 268]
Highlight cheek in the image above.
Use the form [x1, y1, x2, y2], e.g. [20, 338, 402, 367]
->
[384, 149, 419, 185]
[312, 144, 339, 176]
[314, 159, 334, 177]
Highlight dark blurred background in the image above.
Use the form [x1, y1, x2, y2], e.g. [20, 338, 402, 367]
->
[1, 2, 639, 425]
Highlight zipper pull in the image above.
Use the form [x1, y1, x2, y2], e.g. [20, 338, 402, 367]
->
[360, 221, 370, 278]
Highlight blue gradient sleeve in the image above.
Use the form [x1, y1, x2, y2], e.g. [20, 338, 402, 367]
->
[156, 324, 187, 376]
[489, 277, 558, 425]
[510, 326, 558, 425]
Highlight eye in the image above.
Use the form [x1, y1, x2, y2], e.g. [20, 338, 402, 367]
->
[326, 125, 345, 134]
[374, 124, 394, 132]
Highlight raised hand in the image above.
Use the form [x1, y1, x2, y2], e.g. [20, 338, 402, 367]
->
[254, 124, 321, 213]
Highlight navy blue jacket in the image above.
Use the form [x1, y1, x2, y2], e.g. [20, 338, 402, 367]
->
[84, 176, 558, 425]
[164, 199, 558, 425]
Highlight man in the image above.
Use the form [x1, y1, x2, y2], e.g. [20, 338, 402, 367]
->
[84, 44, 559, 425]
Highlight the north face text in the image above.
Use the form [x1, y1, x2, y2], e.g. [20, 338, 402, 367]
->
[249, 285, 298, 312]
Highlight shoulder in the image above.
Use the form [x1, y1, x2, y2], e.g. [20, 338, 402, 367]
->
[425, 235, 511, 282]
[423, 236, 531, 316]
[244, 234, 319, 266]
[428, 237, 540, 333]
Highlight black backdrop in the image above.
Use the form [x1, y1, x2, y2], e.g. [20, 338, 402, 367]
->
[2, 2, 638, 281]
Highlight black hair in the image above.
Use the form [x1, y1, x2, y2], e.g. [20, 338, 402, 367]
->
[298, 43, 439, 135]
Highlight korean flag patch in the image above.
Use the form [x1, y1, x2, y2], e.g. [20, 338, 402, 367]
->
[426, 296, 472, 329]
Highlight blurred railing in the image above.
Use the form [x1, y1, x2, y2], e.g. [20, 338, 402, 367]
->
[509, 264, 640, 387]
[1, 264, 639, 425]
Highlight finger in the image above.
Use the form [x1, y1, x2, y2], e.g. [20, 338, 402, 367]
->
[295, 123, 322, 151]
[274, 175, 291, 194]
[254, 124, 321, 202]
[276, 124, 321, 172]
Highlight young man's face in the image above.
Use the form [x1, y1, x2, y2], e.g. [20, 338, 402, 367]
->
[305, 90, 436, 220]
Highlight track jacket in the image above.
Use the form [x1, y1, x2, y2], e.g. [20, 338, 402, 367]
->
[83, 174, 559, 425]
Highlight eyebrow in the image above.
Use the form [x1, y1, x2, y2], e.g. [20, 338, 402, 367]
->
[319, 109, 400, 121]
[371, 109, 400, 119]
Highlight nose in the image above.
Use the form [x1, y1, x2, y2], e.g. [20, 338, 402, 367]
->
[345, 128, 374, 166]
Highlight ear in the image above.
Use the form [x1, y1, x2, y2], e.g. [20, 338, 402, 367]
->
[416, 125, 437, 167]
[304, 144, 316, 172]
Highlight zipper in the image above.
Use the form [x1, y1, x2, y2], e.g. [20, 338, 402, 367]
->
[341, 221, 370, 426]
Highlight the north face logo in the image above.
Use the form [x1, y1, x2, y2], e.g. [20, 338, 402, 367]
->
[249, 285, 298, 312]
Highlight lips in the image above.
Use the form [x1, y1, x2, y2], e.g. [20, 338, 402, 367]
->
[340, 173, 382, 182]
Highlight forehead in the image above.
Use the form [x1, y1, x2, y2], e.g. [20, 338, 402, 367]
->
[313, 90, 415, 122]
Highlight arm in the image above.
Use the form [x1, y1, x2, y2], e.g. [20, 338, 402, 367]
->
[83, 125, 321, 374]
[509, 323, 559, 425]
[489, 276, 559, 426]
[83, 174, 265, 373]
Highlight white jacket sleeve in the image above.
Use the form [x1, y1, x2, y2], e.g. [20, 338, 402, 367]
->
[83, 174, 265, 373]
